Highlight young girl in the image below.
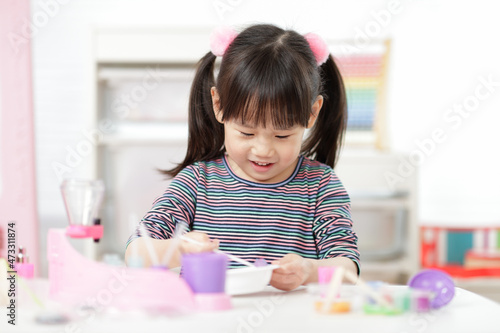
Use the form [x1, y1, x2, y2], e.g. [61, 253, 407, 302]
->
[126, 24, 359, 291]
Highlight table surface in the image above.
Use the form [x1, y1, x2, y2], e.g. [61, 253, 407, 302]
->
[3, 280, 500, 333]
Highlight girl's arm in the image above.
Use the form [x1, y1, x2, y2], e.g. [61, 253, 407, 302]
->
[271, 168, 360, 291]
[125, 231, 219, 268]
[125, 164, 219, 268]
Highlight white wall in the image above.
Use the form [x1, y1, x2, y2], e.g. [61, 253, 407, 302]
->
[31, 0, 500, 235]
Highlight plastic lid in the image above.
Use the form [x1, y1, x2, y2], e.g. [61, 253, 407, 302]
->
[408, 269, 455, 308]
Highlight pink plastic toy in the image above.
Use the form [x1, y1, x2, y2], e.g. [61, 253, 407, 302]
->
[47, 229, 196, 312]
[60, 179, 105, 242]
[65, 224, 103, 240]
[15, 247, 34, 279]
[51, 178, 231, 313]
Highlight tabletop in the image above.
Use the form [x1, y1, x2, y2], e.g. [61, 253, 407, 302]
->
[3, 279, 500, 333]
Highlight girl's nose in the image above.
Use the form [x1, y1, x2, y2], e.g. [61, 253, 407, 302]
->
[252, 137, 274, 158]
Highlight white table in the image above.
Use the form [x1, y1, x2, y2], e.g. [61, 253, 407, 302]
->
[3, 280, 500, 333]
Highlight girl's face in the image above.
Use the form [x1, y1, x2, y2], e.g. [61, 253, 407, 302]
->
[211, 88, 322, 184]
[223, 120, 306, 183]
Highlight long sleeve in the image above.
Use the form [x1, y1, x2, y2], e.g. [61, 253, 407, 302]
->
[312, 169, 360, 271]
[126, 164, 199, 247]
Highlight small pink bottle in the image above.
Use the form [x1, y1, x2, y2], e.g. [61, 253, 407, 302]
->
[16, 246, 34, 279]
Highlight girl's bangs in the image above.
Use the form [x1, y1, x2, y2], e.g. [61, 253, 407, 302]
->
[221, 71, 313, 130]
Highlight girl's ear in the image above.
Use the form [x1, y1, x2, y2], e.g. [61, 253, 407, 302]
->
[211, 87, 223, 123]
[307, 95, 323, 129]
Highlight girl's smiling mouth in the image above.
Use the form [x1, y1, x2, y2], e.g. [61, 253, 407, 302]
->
[250, 160, 274, 170]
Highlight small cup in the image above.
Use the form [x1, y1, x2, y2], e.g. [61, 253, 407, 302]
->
[181, 252, 227, 293]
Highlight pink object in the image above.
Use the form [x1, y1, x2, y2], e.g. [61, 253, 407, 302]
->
[210, 26, 238, 56]
[254, 258, 268, 267]
[65, 225, 103, 240]
[15, 246, 34, 279]
[304, 33, 330, 66]
[318, 266, 336, 284]
[195, 293, 232, 311]
[0, 0, 39, 271]
[16, 263, 34, 279]
[318, 266, 338, 298]
[48, 229, 196, 312]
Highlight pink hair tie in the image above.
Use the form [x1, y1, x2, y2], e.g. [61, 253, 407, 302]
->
[210, 26, 238, 57]
[304, 33, 329, 66]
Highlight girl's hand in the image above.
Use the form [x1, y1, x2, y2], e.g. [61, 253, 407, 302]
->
[179, 231, 219, 254]
[270, 253, 314, 291]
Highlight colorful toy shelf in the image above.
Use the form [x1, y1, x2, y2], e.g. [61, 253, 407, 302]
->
[421, 225, 500, 278]
[330, 40, 391, 149]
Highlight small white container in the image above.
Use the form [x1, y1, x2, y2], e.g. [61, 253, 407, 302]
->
[226, 265, 279, 295]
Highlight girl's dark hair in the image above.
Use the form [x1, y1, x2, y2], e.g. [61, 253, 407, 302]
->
[163, 24, 346, 177]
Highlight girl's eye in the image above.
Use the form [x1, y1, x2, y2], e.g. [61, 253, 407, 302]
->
[276, 135, 290, 139]
[240, 132, 253, 137]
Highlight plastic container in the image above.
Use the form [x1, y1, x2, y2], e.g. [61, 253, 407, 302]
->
[226, 265, 279, 295]
[182, 252, 232, 311]
[60, 179, 105, 240]
[182, 252, 228, 293]
[408, 269, 455, 309]
[60, 179, 104, 227]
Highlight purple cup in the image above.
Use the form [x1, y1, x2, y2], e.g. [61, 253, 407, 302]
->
[181, 252, 228, 293]
[408, 269, 455, 309]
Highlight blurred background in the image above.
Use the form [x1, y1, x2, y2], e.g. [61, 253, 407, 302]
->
[1, 0, 500, 302]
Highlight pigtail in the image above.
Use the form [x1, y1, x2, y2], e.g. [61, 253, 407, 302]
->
[302, 54, 347, 168]
[162, 52, 225, 177]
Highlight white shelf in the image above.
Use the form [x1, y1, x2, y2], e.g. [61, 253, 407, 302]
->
[94, 27, 211, 64]
[99, 123, 188, 146]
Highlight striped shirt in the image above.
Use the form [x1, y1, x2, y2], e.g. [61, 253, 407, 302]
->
[128, 155, 359, 270]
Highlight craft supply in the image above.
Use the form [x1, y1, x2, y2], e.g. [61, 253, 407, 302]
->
[315, 300, 351, 313]
[318, 266, 335, 285]
[318, 266, 336, 297]
[127, 239, 144, 268]
[411, 289, 433, 312]
[179, 235, 256, 268]
[15, 246, 34, 279]
[160, 221, 186, 268]
[362, 287, 409, 315]
[321, 266, 344, 313]
[364, 281, 386, 305]
[139, 225, 161, 267]
[391, 288, 411, 312]
[343, 269, 392, 308]
[408, 269, 455, 308]
[254, 258, 268, 267]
